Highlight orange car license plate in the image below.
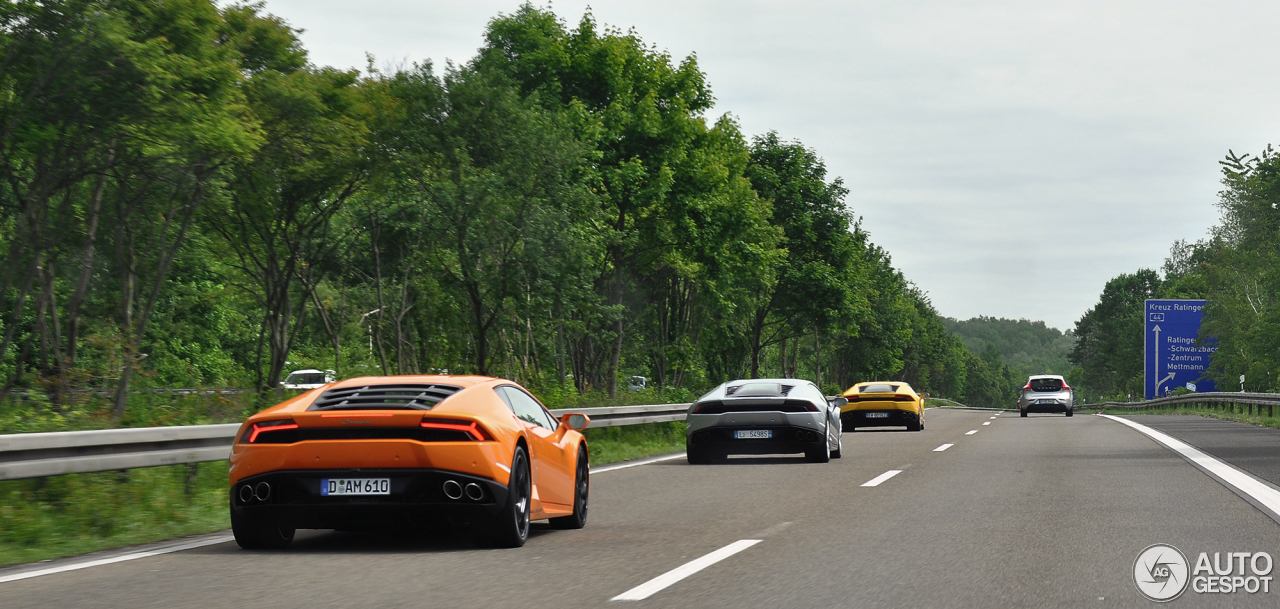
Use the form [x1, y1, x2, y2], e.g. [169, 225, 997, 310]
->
[735, 430, 772, 439]
[321, 478, 390, 496]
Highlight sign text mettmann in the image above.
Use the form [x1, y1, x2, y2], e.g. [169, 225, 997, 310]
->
[1144, 299, 1217, 399]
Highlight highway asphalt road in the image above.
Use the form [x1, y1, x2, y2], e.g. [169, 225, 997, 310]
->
[3, 409, 1280, 608]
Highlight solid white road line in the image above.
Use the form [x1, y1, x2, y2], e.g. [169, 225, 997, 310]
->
[933, 444, 954, 452]
[965, 430, 978, 435]
[0, 535, 234, 584]
[591, 452, 687, 474]
[1101, 415, 1280, 522]
[611, 539, 763, 601]
[861, 470, 903, 487]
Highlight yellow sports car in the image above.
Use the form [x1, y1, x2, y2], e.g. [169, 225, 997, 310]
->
[840, 381, 925, 431]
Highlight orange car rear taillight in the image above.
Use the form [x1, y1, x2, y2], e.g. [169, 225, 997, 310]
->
[420, 419, 492, 441]
[242, 420, 300, 443]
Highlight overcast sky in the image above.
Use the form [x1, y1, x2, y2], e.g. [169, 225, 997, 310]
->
[253, 0, 1280, 331]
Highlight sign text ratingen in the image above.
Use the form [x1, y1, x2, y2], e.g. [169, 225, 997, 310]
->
[1145, 299, 1217, 399]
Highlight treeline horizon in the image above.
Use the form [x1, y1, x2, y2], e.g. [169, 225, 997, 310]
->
[1071, 145, 1280, 400]
[1, 1, 1029, 418]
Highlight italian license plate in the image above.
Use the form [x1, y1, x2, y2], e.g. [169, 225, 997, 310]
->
[321, 478, 390, 496]
[735, 430, 772, 439]
[866, 412, 889, 418]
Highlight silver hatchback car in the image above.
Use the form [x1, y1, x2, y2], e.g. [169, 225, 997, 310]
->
[685, 379, 844, 464]
[1018, 375, 1074, 417]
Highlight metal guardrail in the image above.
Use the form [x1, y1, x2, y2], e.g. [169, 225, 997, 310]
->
[1097, 392, 1280, 413]
[0, 403, 692, 481]
[922, 397, 1011, 411]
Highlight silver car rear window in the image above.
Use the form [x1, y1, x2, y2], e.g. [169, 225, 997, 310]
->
[1029, 378, 1064, 392]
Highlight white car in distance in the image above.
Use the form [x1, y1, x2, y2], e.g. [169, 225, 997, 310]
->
[280, 369, 335, 390]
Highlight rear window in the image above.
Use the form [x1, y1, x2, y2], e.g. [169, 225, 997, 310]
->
[859, 384, 899, 393]
[1029, 378, 1064, 392]
[286, 373, 326, 385]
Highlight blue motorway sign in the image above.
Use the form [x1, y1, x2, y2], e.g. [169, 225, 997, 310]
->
[1144, 299, 1217, 399]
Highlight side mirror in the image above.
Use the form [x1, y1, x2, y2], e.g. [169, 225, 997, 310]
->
[831, 397, 848, 408]
[560, 413, 590, 431]
[920, 392, 930, 399]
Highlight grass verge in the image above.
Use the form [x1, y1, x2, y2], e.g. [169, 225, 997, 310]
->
[1099, 404, 1280, 430]
[0, 462, 230, 568]
[0, 420, 687, 568]
[583, 420, 686, 466]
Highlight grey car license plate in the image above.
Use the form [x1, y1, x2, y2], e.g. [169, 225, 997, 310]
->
[735, 430, 772, 439]
[865, 412, 889, 418]
[321, 478, 390, 496]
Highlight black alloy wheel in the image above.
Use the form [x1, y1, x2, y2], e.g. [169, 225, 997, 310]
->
[549, 445, 589, 529]
[231, 504, 295, 550]
[478, 445, 531, 548]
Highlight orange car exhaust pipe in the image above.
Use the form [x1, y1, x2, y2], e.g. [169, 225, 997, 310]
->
[254, 482, 271, 502]
[442, 479, 463, 500]
[464, 483, 483, 501]
[239, 485, 254, 504]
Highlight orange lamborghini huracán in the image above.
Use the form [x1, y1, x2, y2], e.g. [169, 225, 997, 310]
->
[228, 375, 590, 549]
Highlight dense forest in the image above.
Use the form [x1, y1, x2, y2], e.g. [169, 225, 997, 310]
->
[1071, 146, 1280, 400]
[0, 0, 1030, 418]
[943, 317, 1074, 378]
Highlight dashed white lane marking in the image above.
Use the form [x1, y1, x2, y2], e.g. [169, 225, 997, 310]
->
[965, 430, 978, 435]
[861, 470, 903, 487]
[0, 535, 234, 584]
[982, 422, 991, 426]
[592, 452, 686, 474]
[1101, 415, 1280, 523]
[611, 539, 763, 601]
[933, 444, 954, 452]
[989, 416, 997, 419]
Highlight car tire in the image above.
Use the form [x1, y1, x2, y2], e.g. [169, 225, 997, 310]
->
[1020, 409, 1028, 418]
[831, 433, 843, 459]
[476, 445, 531, 548]
[919, 411, 926, 430]
[231, 507, 294, 550]
[1065, 409, 1073, 417]
[549, 445, 589, 530]
[906, 419, 922, 432]
[806, 443, 831, 463]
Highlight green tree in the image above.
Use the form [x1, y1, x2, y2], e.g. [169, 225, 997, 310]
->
[1196, 148, 1280, 391]
[478, 6, 777, 395]
[386, 62, 598, 376]
[207, 10, 370, 389]
[741, 132, 864, 380]
[1069, 269, 1162, 399]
